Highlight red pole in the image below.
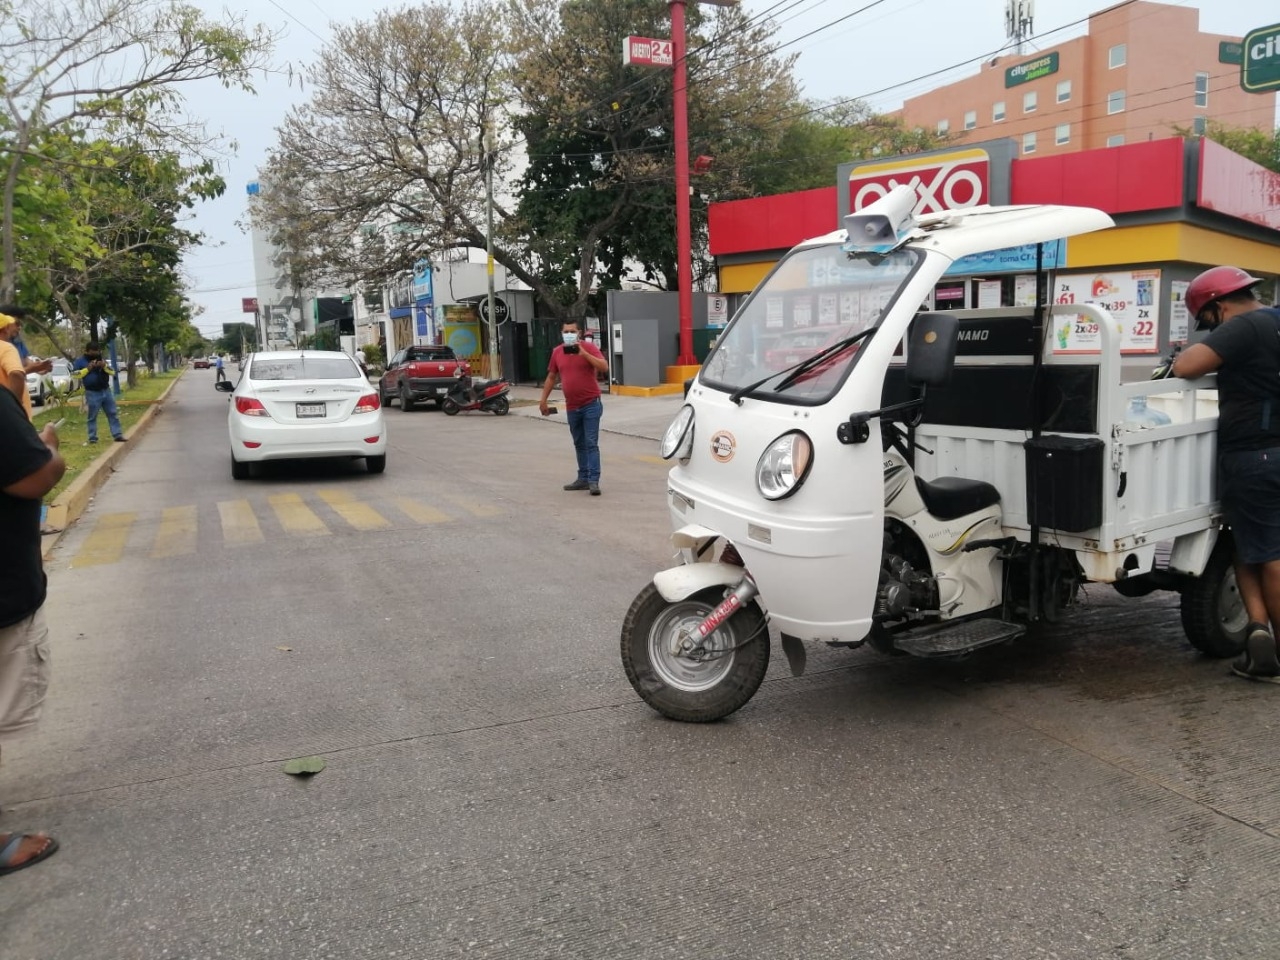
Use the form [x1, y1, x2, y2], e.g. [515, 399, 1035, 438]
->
[670, 0, 697, 366]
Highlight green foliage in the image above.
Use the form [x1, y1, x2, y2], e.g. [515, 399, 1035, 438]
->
[0, 0, 275, 302]
[509, 0, 803, 307]
[215, 323, 257, 356]
[1176, 120, 1280, 174]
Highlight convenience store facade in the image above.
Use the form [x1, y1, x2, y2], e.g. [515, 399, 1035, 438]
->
[707, 137, 1280, 358]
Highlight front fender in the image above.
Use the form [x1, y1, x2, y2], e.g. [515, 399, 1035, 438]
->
[653, 562, 745, 603]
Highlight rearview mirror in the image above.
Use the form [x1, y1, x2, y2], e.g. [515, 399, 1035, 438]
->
[215, 380, 234, 392]
[906, 312, 958, 387]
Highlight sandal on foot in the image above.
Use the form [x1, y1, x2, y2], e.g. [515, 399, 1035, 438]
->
[1232, 622, 1280, 682]
[0, 833, 59, 876]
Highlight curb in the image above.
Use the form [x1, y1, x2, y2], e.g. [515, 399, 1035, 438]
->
[41, 372, 184, 560]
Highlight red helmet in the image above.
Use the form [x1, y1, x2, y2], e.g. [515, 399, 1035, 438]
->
[1186, 266, 1261, 318]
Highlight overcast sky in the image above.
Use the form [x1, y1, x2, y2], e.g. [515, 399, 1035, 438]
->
[182, 0, 1277, 337]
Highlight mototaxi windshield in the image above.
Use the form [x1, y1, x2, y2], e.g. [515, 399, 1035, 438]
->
[700, 245, 921, 403]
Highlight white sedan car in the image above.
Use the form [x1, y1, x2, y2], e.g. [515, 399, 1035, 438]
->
[26, 368, 50, 407]
[226, 350, 387, 479]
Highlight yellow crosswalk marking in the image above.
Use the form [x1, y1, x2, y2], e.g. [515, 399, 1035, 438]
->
[152, 505, 198, 559]
[269, 492, 329, 536]
[218, 499, 264, 546]
[71, 512, 136, 568]
[318, 488, 390, 531]
[444, 495, 501, 518]
[394, 497, 450, 524]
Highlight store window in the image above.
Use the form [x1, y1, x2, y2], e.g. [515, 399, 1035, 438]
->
[1107, 90, 1126, 114]
[1109, 43, 1126, 68]
[1023, 90, 1037, 113]
[1193, 115, 1207, 135]
[1194, 71, 1209, 108]
[1107, 134, 1125, 147]
[1055, 123, 1070, 146]
[937, 118, 950, 134]
[1056, 79, 1071, 103]
[963, 110, 976, 130]
[1023, 131, 1036, 154]
[933, 282, 967, 311]
[993, 100, 1006, 122]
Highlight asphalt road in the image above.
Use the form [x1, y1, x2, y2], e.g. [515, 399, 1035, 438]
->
[4, 370, 1280, 959]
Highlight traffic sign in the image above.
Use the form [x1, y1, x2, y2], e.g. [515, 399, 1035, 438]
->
[478, 296, 509, 324]
[623, 36, 673, 68]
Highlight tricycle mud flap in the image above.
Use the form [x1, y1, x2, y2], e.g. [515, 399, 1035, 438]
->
[621, 570, 770, 723]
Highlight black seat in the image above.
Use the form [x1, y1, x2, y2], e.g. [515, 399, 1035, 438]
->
[914, 476, 1001, 521]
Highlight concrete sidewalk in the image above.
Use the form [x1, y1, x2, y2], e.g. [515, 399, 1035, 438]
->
[508, 383, 683, 443]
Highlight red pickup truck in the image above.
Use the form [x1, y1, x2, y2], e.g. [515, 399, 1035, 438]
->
[379, 345, 470, 410]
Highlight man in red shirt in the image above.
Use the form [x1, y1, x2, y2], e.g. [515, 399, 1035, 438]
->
[539, 319, 609, 495]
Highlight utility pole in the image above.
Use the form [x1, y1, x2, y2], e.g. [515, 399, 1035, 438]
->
[483, 121, 501, 381]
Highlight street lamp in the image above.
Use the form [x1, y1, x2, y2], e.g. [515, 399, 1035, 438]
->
[670, 0, 737, 369]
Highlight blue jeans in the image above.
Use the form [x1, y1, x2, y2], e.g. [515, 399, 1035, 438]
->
[566, 397, 602, 483]
[85, 388, 123, 441]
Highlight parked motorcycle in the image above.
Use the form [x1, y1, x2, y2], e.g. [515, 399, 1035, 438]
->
[441, 370, 511, 416]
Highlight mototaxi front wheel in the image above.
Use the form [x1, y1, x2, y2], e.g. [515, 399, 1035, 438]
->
[620, 582, 770, 723]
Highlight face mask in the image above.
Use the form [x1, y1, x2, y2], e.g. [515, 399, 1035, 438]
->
[562, 332, 579, 346]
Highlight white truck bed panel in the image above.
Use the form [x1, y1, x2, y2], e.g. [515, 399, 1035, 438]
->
[907, 305, 1221, 582]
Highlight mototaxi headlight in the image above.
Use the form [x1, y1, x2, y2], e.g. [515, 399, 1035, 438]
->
[660, 404, 695, 460]
[755, 431, 814, 500]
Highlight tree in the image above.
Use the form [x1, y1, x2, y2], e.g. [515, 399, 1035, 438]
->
[0, 0, 275, 301]
[743, 103, 954, 196]
[215, 323, 256, 356]
[1175, 120, 1280, 174]
[31, 135, 221, 374]
[508, 0, 801, 311]
[254, 2, 507, 298]
[254, 0, 806, 320]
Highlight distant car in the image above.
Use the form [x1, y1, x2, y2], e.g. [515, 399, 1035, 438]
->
[25, 369, 50, 407]
[48, 359, 77, 394]
[193, 357, 210, 369]
[227, 349, 386, 479]
[379, 345, 468, 410]
[762, 324, 859, 373]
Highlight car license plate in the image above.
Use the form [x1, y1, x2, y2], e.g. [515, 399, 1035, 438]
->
[296, 402, 326, 418]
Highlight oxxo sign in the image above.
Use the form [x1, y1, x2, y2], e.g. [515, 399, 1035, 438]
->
[1242, 22, 1280, 93]
[847, 148, 991, 216]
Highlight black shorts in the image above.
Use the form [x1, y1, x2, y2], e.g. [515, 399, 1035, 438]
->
[1219, 446, 1280, 564]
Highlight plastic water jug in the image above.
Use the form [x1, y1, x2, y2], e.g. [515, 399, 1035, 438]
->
[1126, 395, 1171, 428]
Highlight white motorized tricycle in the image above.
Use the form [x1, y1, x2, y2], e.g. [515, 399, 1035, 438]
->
[621, 186, 1240, 722]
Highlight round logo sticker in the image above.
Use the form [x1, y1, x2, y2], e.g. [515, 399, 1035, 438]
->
[710, 430, 736, 463]
[924, 331, 938, 344]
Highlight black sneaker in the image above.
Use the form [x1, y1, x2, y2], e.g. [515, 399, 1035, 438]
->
[563, 479, 589, 491]
[86, 439, 98, 445]
[1232, 622, 1280, 682]
[588, 483, 601, 496]
[113, 436, 126, 443]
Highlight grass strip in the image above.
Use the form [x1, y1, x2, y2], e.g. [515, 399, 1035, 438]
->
[33, 370, 182, 503]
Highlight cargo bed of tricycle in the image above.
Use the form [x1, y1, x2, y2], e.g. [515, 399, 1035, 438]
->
[898, 303, 1221, 584]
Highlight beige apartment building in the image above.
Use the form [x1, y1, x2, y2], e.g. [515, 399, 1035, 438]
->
[898, 1, 1276, 157]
